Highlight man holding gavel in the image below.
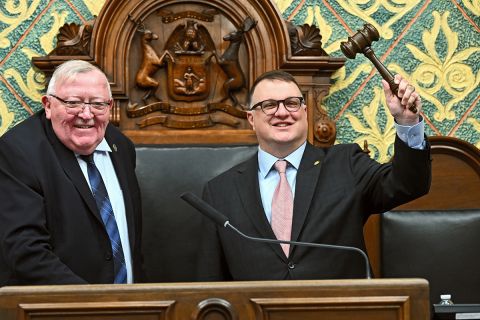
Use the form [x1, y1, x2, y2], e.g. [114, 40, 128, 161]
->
[195, 69, 430, 281]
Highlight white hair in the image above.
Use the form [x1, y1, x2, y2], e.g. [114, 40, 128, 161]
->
[46, 60, 112, 98]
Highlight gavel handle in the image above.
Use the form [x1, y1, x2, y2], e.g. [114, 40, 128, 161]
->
[363, 47, 417, 113]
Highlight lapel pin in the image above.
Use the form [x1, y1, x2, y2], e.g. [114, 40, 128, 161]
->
[314, 160, 320, 166]
[112, 144, 118, 152]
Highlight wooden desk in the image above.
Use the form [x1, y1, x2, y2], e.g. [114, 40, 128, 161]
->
[0, 278, 429, 319]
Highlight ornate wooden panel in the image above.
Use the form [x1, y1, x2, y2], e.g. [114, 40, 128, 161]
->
[0, 279, 430, 320]
[17, 301, 173, 320]
[32, 0, 344, 145]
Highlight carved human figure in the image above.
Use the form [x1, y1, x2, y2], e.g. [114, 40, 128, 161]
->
[174, 66, 206, 95]
[184, 66, 199, 93]
[179, 20, 204, 52]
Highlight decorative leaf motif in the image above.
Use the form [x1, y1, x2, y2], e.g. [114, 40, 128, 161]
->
[422, 12, 442, 65]
[3, 67, 44, 102]
[0, 0, 41, 49]
[273, 0, 294, 13]
[466, 118, 480, 149]
[40, 10, 69, 54]
[0, 91, 15, 135]
[5, 46, 45, 103]
[329, 63, 373, 96]
[406, 44, 438, 66]
[463, 0, 480, 15]
[83, 0, 105, 16]
[335, 0, 421, 39]
[345, 87, 396, 163]
[440, 12, 458, 64]
[399, 11, 480, 122]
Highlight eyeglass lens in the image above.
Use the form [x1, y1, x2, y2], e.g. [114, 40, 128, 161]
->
[50, 95, 110, 115]
[260, 97, 303, 114]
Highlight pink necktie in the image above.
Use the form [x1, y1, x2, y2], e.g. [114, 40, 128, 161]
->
[271, 160, 293, 257]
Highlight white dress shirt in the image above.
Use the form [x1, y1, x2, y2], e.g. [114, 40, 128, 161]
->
[77, 139, 133, 283]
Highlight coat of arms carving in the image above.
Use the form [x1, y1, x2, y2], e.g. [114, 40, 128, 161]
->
[127, 11, 257, 129]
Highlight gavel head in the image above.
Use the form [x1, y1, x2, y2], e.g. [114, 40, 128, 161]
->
[340, 24, 380, 59]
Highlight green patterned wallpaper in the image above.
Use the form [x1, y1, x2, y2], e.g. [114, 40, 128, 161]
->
[1, 0, 479, 161]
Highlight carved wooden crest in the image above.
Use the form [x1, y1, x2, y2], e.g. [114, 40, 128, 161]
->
[126, 10, 257, 130]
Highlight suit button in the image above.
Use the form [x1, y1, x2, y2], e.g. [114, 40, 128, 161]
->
[288, 261, 295, 269]
[105, 253, 112, 261]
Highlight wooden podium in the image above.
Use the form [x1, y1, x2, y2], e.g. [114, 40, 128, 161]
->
[0, 279, 429, 319]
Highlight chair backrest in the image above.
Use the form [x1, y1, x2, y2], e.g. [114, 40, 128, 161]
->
[381, 209, 480, 304]
[365, 136, 480, 278]
[135, 144, 257, 282]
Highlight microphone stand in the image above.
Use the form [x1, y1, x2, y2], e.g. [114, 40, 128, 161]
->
[181, 192, 372, 279]
[224, 221, 372, 279]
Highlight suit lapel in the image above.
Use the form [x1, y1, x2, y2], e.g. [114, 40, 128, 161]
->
[43, 116, 101, 223]
[290, 143, 325, 244]
[235, 155, 286, 260]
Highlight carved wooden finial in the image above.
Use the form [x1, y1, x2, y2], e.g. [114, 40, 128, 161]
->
[286, 21, 327, 56]
[50, 20, 94, 56]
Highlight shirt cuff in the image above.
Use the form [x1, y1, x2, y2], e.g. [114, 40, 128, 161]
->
[395, 117, 426, 150]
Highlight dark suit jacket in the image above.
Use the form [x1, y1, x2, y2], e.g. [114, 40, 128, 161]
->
[197, 137, 431, 280]
[0, 110, 144, 285]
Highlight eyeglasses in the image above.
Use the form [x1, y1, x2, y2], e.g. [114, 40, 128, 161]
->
[48, 94, 111, 115]
[250, 96, 304, 115]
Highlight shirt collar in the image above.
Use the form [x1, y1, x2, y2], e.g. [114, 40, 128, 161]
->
[75, 138, 111, 157]
[95, 138, 112, 153]
[258, 141, 306, 178]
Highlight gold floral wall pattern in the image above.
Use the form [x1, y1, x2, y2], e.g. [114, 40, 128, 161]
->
[1, 0, 478, 160]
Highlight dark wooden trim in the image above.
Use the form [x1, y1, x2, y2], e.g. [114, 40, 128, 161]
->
[0, 279, 429, 320]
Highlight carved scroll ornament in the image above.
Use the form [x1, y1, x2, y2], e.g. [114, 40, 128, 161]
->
[286, 21, 327, 57]
[50, 21, 94, 56]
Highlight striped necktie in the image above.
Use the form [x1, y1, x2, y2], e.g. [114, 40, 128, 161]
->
[271, 160, 293, 257]
[81, 153, 127, 284]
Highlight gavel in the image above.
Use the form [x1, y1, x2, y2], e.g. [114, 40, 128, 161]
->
[340, 24, 417, 113]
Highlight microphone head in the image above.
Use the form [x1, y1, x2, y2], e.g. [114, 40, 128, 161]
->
[180, 192, 229, 227]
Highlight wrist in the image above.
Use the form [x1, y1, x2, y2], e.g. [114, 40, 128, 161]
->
[395, 115, 420, 126]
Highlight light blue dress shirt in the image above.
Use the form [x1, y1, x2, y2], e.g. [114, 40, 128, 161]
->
[395, 117, 425, 149]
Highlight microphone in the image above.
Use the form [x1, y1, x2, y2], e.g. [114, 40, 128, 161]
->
[180, 192, 372, 279]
